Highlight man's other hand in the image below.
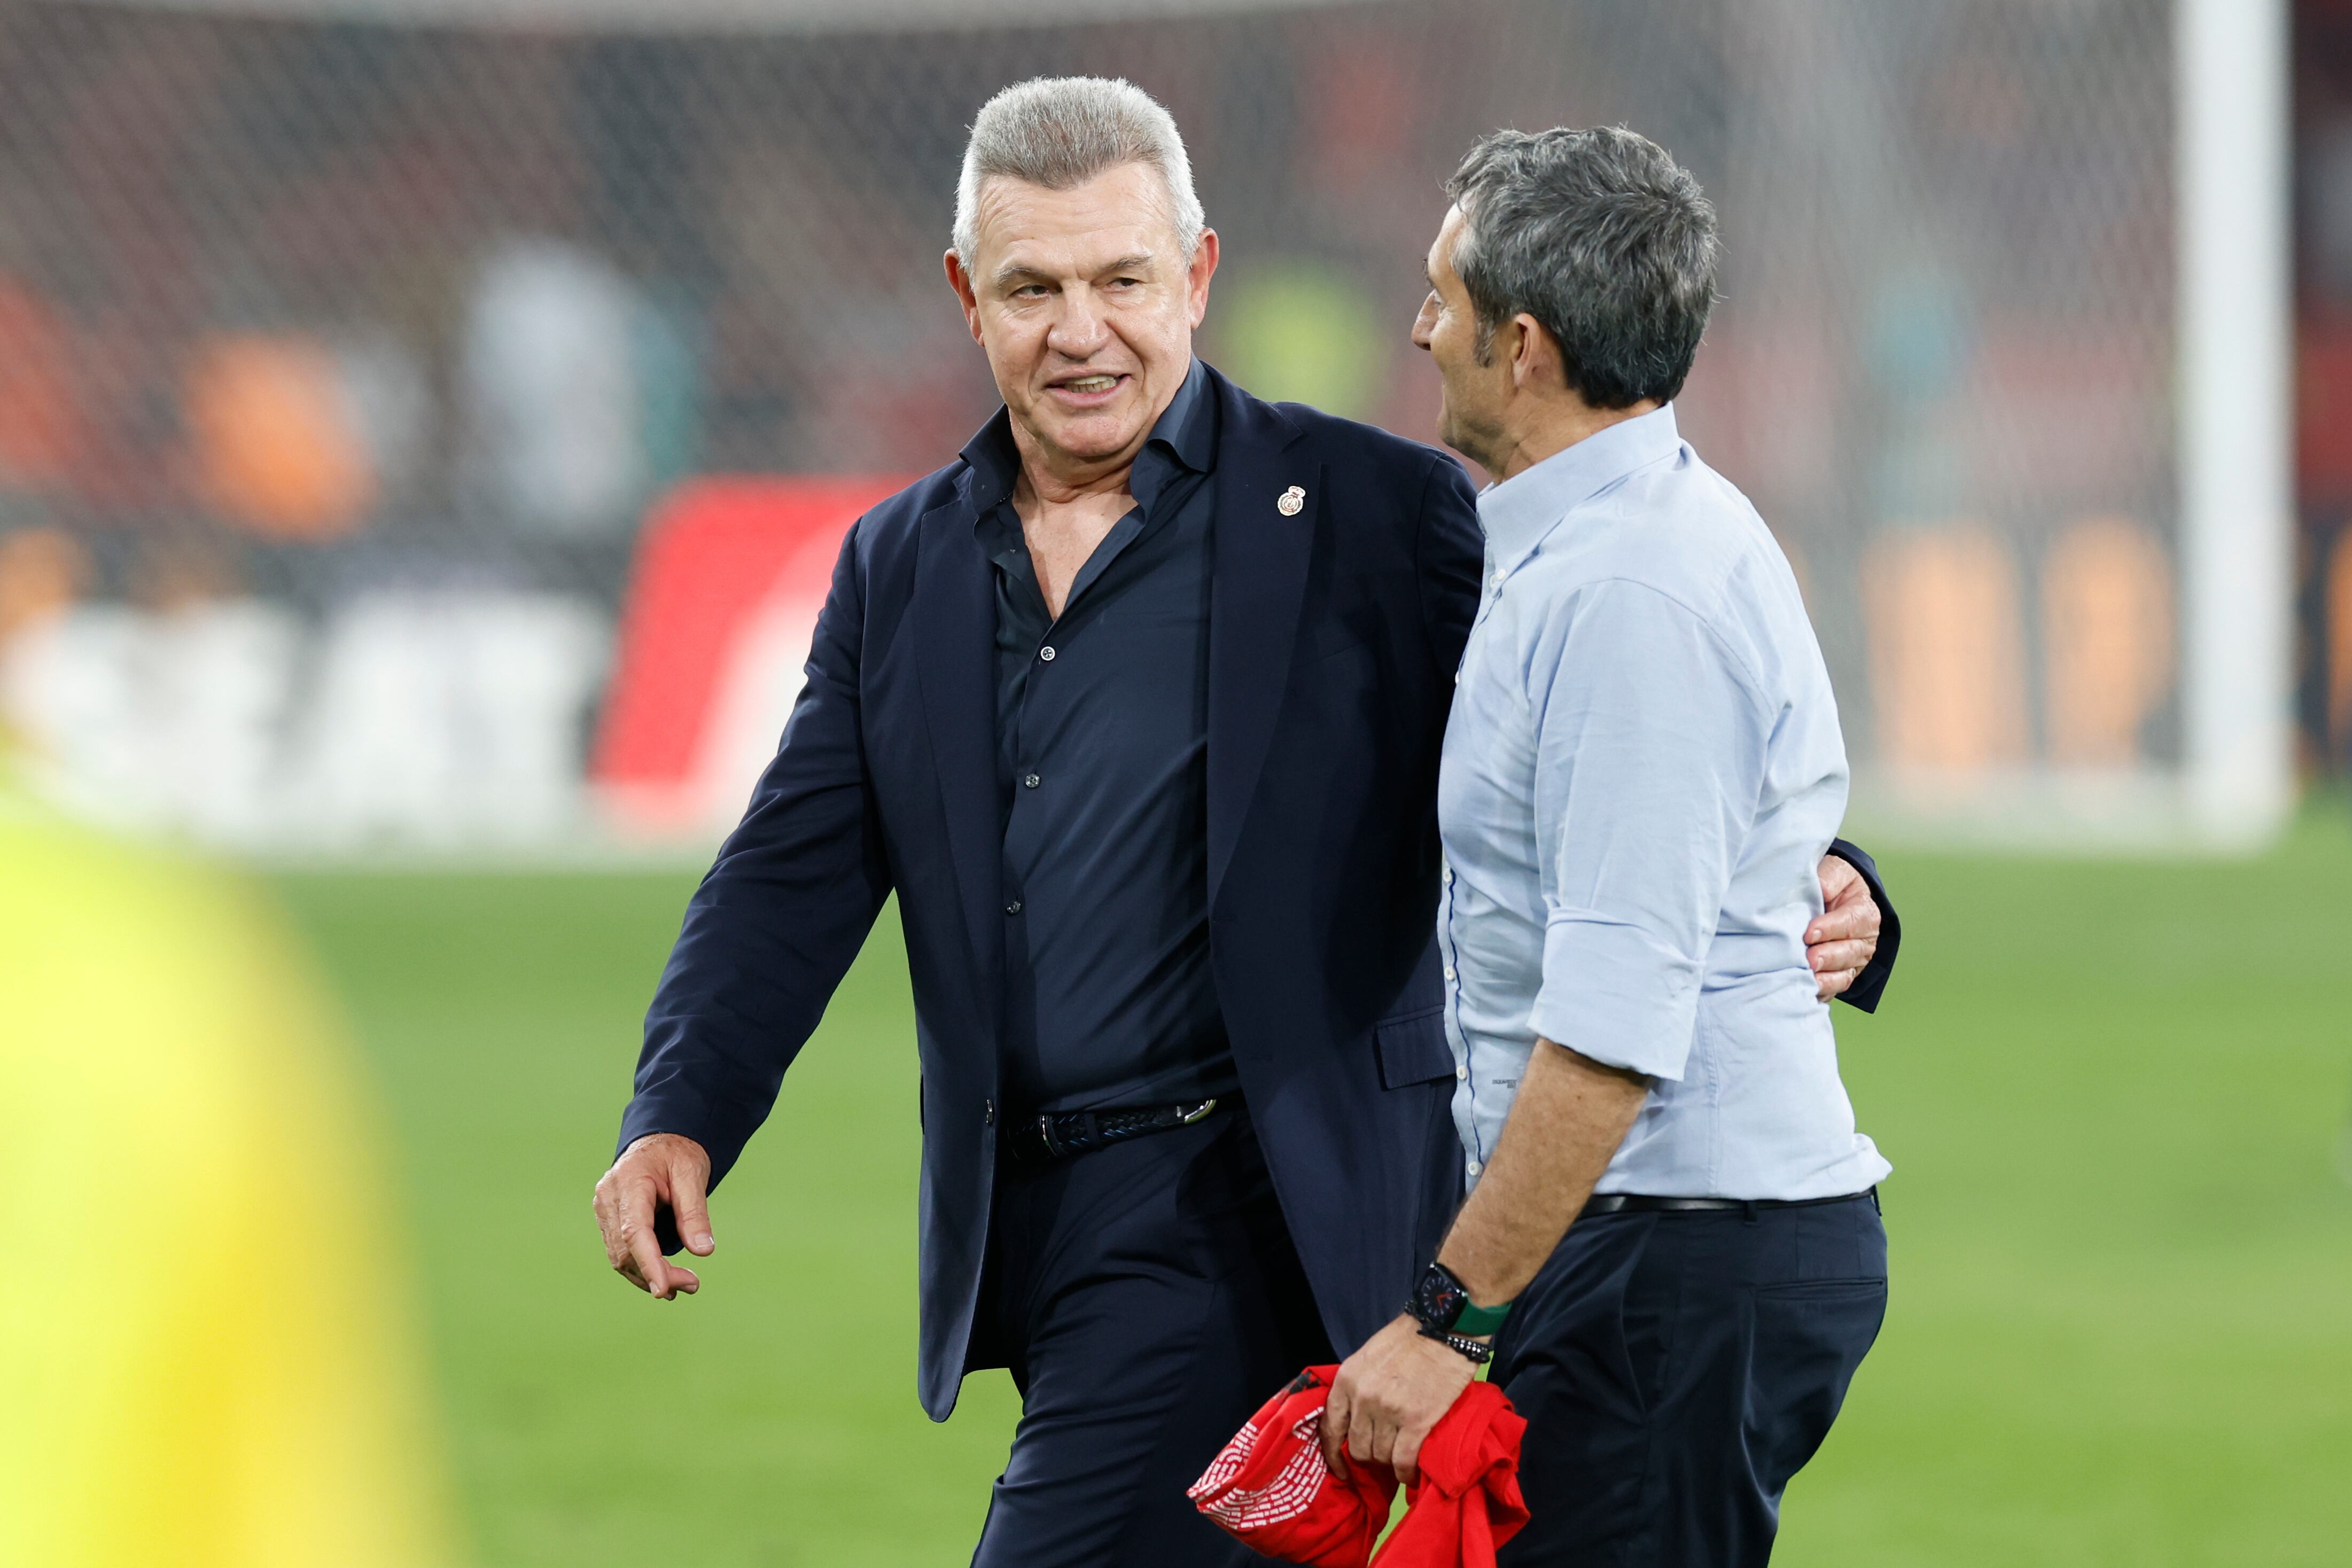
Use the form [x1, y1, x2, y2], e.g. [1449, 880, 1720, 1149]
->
[1320, 1315, 1476, 1487]
[593, 1133, 714, 1300]
[1807, 854, 1880, 1002]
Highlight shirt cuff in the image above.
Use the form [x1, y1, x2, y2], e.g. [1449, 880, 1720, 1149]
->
[1825, 837, 1898, 1013]
[1527, 911, 1702, 1081]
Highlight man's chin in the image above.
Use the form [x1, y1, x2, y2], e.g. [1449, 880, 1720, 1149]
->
[1435, 412, 1472, 466]
[1435, 403, 1493, 473]
[1035, 409, 1150, 466]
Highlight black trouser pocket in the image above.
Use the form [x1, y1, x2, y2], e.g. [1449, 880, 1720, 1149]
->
[1747, 1278, 1888, 1496]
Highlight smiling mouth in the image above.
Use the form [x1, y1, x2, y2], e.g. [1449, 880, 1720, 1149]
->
[1056, 373, 1123, 395]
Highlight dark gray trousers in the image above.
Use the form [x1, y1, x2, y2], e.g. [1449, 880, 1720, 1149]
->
[966, 1104, 1333, 1568]
[1492, 1193, 1888, 1565]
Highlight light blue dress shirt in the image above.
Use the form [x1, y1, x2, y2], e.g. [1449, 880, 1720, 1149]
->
[1436, 404, 1890, 1200]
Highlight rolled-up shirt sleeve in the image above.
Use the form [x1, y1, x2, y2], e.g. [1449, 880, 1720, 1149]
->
[1523, 578, 1769, 1081]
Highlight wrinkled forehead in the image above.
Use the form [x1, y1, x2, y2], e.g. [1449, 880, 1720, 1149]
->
[970, 163, 1183, 276]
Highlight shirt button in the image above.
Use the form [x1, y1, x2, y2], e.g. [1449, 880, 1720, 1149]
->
[1023, 773, 1041, 789]
[1466, 1158, 1483, 1178]
[1455, 1063, 1468, 1081]
[1443, 965, 1457, 982]
[1005, 900, 1023, 915]
[1039, 645, 1056, 662]
[1490, 569, 1506, 589]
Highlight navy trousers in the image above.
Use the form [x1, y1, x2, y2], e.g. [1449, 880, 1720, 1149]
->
[1491, 1192, 1888, 1566]
[966, 1103, 1333, 1567]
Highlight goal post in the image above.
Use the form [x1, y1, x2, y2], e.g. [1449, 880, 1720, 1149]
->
[2177, 0, 2295, 847]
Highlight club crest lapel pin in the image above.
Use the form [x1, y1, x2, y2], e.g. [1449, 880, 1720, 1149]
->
[1276, 485, 1306, 516]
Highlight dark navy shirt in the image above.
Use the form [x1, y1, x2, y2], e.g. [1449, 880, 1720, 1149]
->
[962, 359, 1239, 1114]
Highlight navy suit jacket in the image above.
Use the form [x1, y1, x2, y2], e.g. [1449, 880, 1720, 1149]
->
[619, 364, 1898, 1419]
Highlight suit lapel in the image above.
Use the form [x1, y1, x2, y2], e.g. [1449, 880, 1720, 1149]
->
[911, 482, 1004, 1011]
[1206, 374, 1315, 908]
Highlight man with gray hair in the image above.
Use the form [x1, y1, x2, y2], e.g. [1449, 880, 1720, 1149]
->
[597, 83, 1895, 1564]
[1322, 126, 1892, 1565]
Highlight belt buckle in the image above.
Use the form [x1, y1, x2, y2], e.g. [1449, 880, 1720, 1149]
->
[1177, 1097, 1218, 1125]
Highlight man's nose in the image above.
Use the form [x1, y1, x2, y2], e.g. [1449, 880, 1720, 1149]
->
[1047, 285, 1113, 357]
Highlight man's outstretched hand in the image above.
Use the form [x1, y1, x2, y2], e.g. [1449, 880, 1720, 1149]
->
[1808, 854, 1880, 1002]
[594, 1132, 714, 1301]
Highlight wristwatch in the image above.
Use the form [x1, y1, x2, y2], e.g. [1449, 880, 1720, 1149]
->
[1408, 1260, 1513, 1341]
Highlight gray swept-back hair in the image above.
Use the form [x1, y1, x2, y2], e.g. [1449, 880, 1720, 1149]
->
[1444, 126, 1719, 409]
[951, 76, 1206, 266]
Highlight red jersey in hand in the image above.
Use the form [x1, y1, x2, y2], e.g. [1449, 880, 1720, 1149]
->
[1187, 1364, 1530, 1567]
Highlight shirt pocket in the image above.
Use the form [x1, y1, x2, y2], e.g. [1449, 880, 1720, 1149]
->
[1374, 1004, 1455, 1089]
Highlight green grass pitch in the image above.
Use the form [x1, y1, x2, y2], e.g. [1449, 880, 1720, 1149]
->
[269, 810, 2352, 1566]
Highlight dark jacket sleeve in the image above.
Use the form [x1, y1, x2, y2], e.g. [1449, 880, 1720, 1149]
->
[618, 521, 894, 1189]
[1825, 837, 1900, 1012]
[1414, 452, 1484, 677]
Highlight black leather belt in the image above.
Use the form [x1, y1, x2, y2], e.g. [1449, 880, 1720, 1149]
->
[1581, 1187, 1879, 1219]
[1002, 1096, 1227, 1169]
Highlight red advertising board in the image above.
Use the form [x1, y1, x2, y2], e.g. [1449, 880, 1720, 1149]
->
[592, 475, 908, 836]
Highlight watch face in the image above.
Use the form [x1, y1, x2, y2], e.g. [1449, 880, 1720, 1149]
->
[1413, 1262, 1467, 1332]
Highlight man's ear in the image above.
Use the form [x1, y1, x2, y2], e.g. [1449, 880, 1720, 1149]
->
[944, 250, 985, 346]
[1509, 312, 1562, 391]
[1186, 228, 1221, 329]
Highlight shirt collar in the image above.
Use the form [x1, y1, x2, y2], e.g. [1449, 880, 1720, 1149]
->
[960, 355, 1217, 516]
[1148, 354, 1217, 475]
[1476, 402, 1686, 573]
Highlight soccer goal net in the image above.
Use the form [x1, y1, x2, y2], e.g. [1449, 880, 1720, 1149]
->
[0, 0, 2291, 851]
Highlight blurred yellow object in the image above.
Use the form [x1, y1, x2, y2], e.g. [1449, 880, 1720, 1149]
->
[1213, 263, 1385, 420]
[0, 791, 456, 1566]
